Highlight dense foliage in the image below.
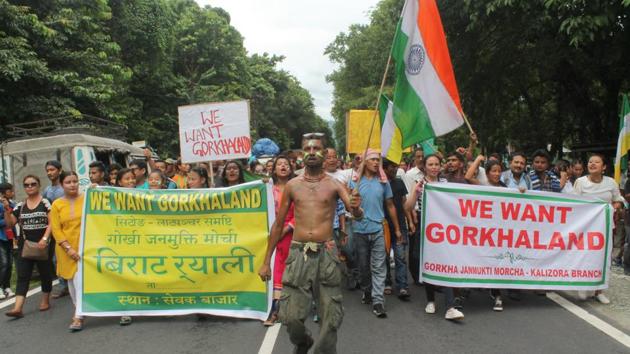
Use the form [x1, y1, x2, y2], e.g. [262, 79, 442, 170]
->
[0, 0, 332, 156]
[326, 0, 630, 156]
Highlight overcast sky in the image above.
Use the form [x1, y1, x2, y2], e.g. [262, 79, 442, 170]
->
[198, 0, 382, 121]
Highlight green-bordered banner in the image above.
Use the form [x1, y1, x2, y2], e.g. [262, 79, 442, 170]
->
[420, 183, 612, 290]
[76, 181, 274, 319]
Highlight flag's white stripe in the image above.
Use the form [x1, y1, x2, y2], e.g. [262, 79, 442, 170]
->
[401, 0, 463, 135]
[381, 101, 395, 156]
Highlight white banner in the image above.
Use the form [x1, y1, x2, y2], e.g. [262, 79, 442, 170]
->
[421, 183, 613, 290]
[178, 100, 251, 163]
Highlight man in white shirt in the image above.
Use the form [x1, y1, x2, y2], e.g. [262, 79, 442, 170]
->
[403, 148, 425, 194]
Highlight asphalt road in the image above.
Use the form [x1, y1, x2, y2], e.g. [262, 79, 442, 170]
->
[2, 285, 628, 353]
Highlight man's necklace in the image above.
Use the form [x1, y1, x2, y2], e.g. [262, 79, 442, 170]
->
[303, 173, 325, 191]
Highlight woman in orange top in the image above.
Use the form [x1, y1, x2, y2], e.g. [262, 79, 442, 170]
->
[50, 171, 84, 332]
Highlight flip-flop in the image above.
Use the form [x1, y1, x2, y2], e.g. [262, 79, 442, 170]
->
[69, 318, 83, 332]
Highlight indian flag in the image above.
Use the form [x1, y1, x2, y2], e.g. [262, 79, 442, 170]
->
[614, 94, 630, 184]
[392, 0, 464, 147]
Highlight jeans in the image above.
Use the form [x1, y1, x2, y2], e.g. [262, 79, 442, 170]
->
[425, 284, 456, 309]
[0, 239, 12, 290]
[335, 221, 359, 289]
[408, 211, 422, 284]
[385, 222, 409, 291]
[355, 229, 387, 305]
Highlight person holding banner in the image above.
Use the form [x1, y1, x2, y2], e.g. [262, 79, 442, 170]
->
[112, 169, 138, 326]
[263, 155, 296, 326]
[187, 167, 209, 189]
[500, 152, 531, 191]
[220, 161, 245, 187]
[258, 133, 363, 354]
[115, 169, 137, 189]
[465, 156, 507, 311]
[405, 154, 464, 320]
[49, 171, 85, 332]
[573, 154, 624, 304]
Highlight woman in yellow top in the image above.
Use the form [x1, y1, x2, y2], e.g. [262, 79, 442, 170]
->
[50, 171, 84, 332]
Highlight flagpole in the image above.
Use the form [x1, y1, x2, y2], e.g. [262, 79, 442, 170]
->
[364, 53, 393, 157]
[348, 52, 392, 191]
[462, 113, 475, 135]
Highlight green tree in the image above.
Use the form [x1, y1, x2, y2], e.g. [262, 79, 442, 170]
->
[327, 0, 630, 157]
[0, 0, 133, 124]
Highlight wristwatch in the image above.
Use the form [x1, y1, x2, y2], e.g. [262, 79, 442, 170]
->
[42, 236, 49, 242]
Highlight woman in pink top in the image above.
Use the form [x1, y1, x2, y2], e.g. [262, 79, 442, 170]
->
[263, 155, 296, 326]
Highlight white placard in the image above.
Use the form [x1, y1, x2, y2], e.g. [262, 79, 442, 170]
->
[178, 100, 251, 163]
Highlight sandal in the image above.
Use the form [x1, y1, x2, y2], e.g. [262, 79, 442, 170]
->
[69, 318, 84, 332]
[119, 316, 132, 326]
[5, 310, 24, 318]
[262, 312, 278, 326]
[39, 304, 51, 312]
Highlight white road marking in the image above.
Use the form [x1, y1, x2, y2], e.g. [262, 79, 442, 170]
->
[258, 323, 282, 354]
[547, 292, 630, 349]
[0, 280, 59, 310]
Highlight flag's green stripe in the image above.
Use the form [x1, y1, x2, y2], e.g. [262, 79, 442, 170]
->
[620, 94, 630, 131]
[392, 21, 436, 147]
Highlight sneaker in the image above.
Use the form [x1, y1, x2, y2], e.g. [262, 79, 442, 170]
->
[0, 292, 6, 300]
[372, 304, 387, 318]
[4, 288, 14, 298]
[398, 288, 410, 301]
[425, 302, 436, 314]
[361, 292, 372, 305]
[595, 293, 611, 304]
[445, 307, 464, 321]
[119, 316, 132, 326]
[313, 314, 319, 323]
[493, 296, 503, 312]
[612, 258, 623, 267]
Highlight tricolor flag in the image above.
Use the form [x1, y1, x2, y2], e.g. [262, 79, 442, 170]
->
[614, 94, 630, 184]
[392, 0, 464, 147]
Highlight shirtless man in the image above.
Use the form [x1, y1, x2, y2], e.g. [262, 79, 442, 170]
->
[259, 133, 363, 354]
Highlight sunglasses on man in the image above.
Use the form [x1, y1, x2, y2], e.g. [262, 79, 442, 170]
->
[302, 132, 324, 139]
